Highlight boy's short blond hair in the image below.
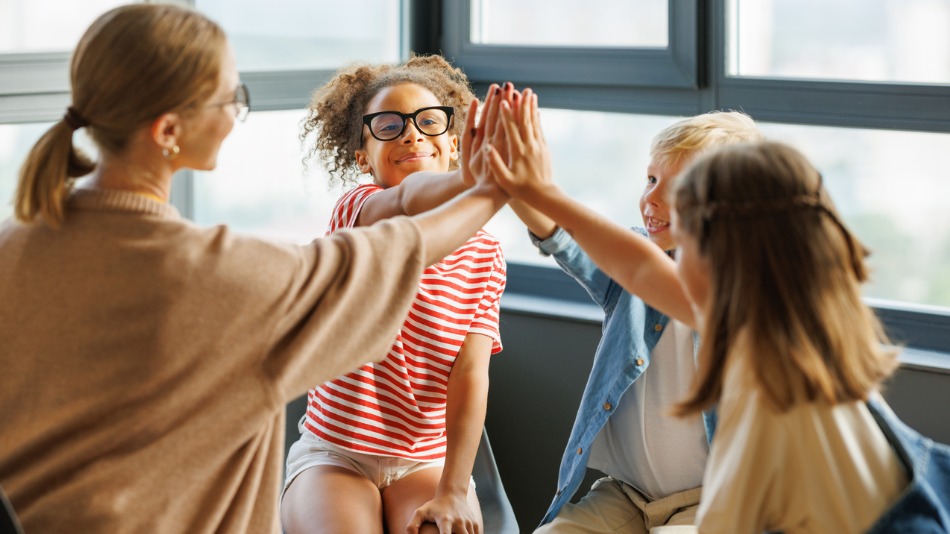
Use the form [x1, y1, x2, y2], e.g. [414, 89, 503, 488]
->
[650, 111, 762, 171]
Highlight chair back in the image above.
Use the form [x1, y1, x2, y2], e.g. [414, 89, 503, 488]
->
[473, 427, 520, 533]
[0, 484, 25, 534]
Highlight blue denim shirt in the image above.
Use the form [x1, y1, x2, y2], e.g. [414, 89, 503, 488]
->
[864, 396, 950, 533]
[532, 228, 716, 527]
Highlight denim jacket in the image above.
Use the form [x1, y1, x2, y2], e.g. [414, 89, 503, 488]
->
[864, 396, 950, 533]
[532, 228, 717, 527]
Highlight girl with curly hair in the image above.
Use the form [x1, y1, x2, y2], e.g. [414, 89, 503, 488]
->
[282, 55, 507, 534]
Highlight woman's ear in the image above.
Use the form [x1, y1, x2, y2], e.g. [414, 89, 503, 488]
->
[354, 149, 373, 175]
[150, 113, 182, 154]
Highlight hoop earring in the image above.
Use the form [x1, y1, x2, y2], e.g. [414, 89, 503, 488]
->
[162, 145, 180, 160]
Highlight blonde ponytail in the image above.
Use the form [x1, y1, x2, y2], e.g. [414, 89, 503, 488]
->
[14, 117, 94, 226]
[14, 3, 225, 228]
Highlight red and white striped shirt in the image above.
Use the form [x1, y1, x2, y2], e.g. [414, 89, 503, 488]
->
[303, 184, 507, 460]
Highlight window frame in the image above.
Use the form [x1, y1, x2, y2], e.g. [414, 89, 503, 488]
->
[1, 0, 947, 356]
[441, 0, 700, 90]
[0, 52, 70, 124]
[710, 0, 950, 134]
[436, 0, 950, 356]
[0, 0, 411, 219]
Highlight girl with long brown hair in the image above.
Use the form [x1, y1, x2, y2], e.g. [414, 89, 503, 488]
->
[488, 89, 949, 533]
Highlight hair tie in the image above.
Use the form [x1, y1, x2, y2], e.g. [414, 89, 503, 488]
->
[701, 174, 825, 222]
[701, 193, 822, 221]
[63, 107, 90, 130]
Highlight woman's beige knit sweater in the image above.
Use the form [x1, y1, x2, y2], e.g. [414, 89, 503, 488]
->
[0, 188, 426, 533]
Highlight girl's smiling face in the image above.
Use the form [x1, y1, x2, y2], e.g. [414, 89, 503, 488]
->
[354, 83, 459, 188]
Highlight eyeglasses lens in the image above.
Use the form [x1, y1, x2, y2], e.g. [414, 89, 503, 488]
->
[370, 108, 449, 141]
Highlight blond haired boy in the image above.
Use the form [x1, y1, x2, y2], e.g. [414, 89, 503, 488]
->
[511, 111, 762, 533]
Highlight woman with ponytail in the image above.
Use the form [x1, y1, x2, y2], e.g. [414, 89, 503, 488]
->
[0, 4, 508, 533]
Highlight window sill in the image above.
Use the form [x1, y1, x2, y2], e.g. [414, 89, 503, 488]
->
[500, 293, 950, 375]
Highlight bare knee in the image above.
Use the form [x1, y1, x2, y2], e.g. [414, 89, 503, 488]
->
[281, 466, 383, 534]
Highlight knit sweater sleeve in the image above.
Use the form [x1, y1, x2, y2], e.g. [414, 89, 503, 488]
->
[262, 216, 426, 403]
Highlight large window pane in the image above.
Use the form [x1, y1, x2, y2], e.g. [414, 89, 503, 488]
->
[471, 0, 668, 48]
[197, 0, 401, 72]
[0, 123, 48, 222]
[488, 108, 950, 312]
[0, 122, 98, 221]
[0, 1, 131, 53]
[485, 109, 676, 266]
[193, 110, 338, 244]
[0, 123, 99, 222]
[728, 0, 950, 84]
[759, 123, 950, 309]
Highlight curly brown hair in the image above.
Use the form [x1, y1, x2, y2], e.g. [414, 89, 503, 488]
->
[301, 54, 477, 189]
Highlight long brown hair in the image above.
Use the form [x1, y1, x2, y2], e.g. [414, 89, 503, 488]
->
[15, 3, 227, 227]
[673, 141, 897, 414]
[300, 54, 476, 189]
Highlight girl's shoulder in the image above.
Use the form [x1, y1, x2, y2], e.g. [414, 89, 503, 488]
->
[470, 228, 503, 250]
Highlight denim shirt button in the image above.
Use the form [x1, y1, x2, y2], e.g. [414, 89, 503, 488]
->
[603, 402, 612, 411]
[636, 358, 645, 366]
[654, 323, 663, 331]
[577, 447, 583, 455]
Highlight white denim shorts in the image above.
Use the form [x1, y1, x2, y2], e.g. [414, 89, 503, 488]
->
[281, 417, 448, 501]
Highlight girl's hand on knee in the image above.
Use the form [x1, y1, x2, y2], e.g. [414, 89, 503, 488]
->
[406, 492, 481, 534]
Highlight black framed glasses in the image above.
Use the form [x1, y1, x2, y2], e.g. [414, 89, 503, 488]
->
[361, 106, 454, 143]
[205, 82, 250, 122]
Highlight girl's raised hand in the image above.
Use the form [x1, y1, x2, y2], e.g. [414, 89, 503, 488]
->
[462, 83, 502, 188]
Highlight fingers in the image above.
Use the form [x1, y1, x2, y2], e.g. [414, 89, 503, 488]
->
[478, 84, 498, 126]
[459, 98, 482, 186]
[514, 87, 531, 144]
[507, 86, 545, 152]
[510, 87, 522, 122]
[497, 99, 525, 157]
[434, 517, 479, 534]
[492, 83, 518, 160]
[479, 82, 547, 201]
[482, 85, 503, 142]
[474, 84, 500, 143]
[522, 91, 546, 158]
[486, 145, 515, 193]
[530, 92, 544, 143]
[461, 98, 479, 156]
[406, 508, 425, 534]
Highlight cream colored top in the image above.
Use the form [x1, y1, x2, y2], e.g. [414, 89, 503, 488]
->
[696, 350, 907, 534]
[588, 318, 707, 500]
[0, 189, 426, 533]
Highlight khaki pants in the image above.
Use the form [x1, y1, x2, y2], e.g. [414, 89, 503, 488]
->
[535, 477, 701, 534]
